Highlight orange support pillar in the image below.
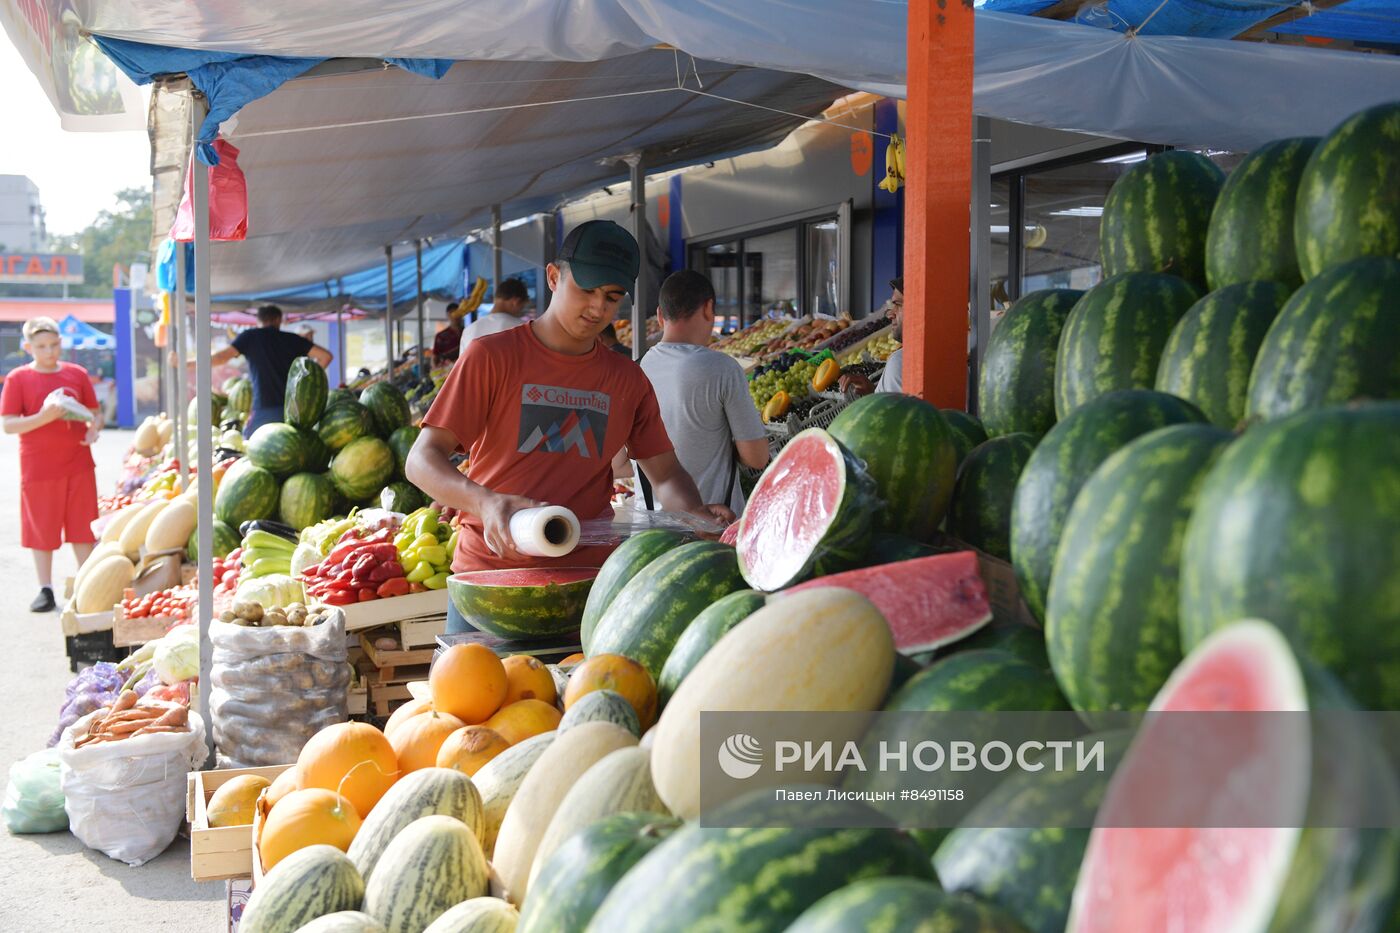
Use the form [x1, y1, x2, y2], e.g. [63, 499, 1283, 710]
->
[904, 0, 974, 407]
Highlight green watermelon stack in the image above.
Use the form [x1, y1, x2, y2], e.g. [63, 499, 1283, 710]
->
[886, 649, 1068, 714]
[1100, 150, 1225, 291]
[317, 402, 375, 451]
[361, 382, 412, 437]
[579, 530, 686, 650]
[279, 472, 339, 531]
[1294, 101, 1400, 281]
[1054, 272, 1200, 419]
[1011, 389, 1207, 622]
[979, 288, 1082, 438]
[296, 427, 332, 473]
[826, 394, 958, 541]
[225, 377, 252, 417]
[246, 423, 312, 477]
[939, 620, 1049, 670]
[1180, 402, 1400, 711]
[656, 589, 766, 705]
[1246, 257, 1400, 422]
[1205, 137, 1318, 290]
[1047, 423, 1233, 716]
[284, 356, 329, 430]
[940, 409, 988, 468]
[946, 433, 1037, 561]
[329, 436, 396, 502]
[379, 481, 426, 514]
[187, 519, 241, 562]
[787, 878, 1026, 933]
[214, 459, 280, 526]
[388, 425, 420, 478]
[327, 387, 356, 409]
[1155, 281, 1292, 429]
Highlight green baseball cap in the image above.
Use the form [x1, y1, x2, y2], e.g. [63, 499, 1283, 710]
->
[558, 220, 640, 298]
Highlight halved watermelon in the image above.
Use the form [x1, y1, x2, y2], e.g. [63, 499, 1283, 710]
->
[447, 567, 598, 641]
[783, 551, 992, 654]
[736, 429, 876, 592]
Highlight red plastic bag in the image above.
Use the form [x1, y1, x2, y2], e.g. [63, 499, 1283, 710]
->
[170, 139, 247, 242]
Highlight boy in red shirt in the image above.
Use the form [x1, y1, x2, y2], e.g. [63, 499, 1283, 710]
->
[1, 317, 102, 611]
[408, 221, 735, 633]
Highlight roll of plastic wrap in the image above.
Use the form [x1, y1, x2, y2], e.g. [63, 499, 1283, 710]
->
[509, 506, 581, 557]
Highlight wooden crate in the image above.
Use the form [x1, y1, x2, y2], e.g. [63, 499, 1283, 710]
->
[112, 605, 179, 648]
[328, 589, 450, 633]
[347, 686, 368, 716]
[360, 632, 435, 681]
[60, 607, 114, 637]
[187, 763, 292, 882]
[369, 681, 415, 717]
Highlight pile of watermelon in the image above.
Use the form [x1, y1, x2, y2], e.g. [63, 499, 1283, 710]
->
[213, 360, 429, 532]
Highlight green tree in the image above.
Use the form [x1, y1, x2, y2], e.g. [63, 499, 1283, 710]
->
[45, 186, 153, 298]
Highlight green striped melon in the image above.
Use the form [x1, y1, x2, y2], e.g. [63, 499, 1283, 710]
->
[329, 436, 396, 502]
[285, 355, 330, 430]
[348, 768, 485, 882]
[317, 402, 375, 451]
[935, 733, 1132, 933]
[298, 427, 332, 473]
[1047, 424, 1233, 717]
[588, 803, 935, 933]
[1205, 137, 1318, 290]
[361, 382, 412, 437]
[517, 812, 680, 933]
[1055, 272, 1200, 419]
[579, 530, 686, 652]
[885, 649, 1068, 713]
[238, 845, 365, 933]
[1100, 150, 1225, 291]
[940, 409, 988, 469]
[327, 388, 356, 408]
[528, 746, 666, 891]
[362, 815, 489, 933]
[214, 458, 280, 526]
[294, 913, 386, 933]
[187, 519, 240, 562]
[421, 898, 518, 933]
[1011, 389, 1206, 622]
[387, 426, 420, 478]
[1294, 101, 1400, 280]
[226, 376, 252, 417]
[656, 589, 766, 705]
[979, 288, 1083, 439]
[946, 433, 1037, 561]
[825, 395, 957, 541]
[557, 690, 640, 737]
[935, 620, 1050, 670]
[379, 481, 426, 515]
[449, 568, 597, 641]
[474, 732, 557, 856]
[787, 877, 1027, 933]
[1155, 281, 1292, 428]
[864, 533, 943, 566]
[1180, 402, 1400, 710]
[279, 472, 338, 532]
[247, 422, 311, 477]
[587, 541, 744, 681]
[1245, 257, 1400, 422]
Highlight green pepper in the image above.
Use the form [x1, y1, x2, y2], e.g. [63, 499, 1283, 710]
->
[411, 532, 438, 552]
[424, 571, 449, 590]
[417, 545, 447, 568]
[406, 561, 435, 584]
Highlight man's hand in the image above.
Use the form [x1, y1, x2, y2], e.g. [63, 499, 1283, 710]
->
[478, 491, 547, 561]
[691, 503, 737, 532]
[838, 372, 875, 397]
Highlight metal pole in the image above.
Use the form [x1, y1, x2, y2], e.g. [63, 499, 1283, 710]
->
[384, 245, 394, 377]
[491, 205, 503, 309]
[969, 116, 993, 415]
[415, 239, 426, 378]
[337, 305, 346, 386]
[174, 245, 188, 488]
[192, 97, 215, 765]
[628, 157, 648, 361]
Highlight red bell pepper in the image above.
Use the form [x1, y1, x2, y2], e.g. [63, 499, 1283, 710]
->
[323, 588, 357, 606]
[369, 561, 404, 584]
[376, 577, 412, 599]
[358, 587, 378, 602]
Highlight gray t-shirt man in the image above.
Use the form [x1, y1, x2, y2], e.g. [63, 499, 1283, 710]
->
[640, 341, 766, 513]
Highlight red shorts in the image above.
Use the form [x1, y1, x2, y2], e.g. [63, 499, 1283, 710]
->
[21, 470, 98, 551]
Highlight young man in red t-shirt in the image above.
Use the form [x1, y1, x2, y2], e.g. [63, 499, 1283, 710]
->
[1, 317, 102, 611]
[408, 221, 735, 632]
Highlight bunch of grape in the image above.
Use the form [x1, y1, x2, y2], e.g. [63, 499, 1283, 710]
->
[749, 357, 819, 410]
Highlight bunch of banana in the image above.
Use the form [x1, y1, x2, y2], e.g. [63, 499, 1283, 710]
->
[452, 277, 489, 319]
[878, 133, 905, 194]
[241, 529, 295, 578]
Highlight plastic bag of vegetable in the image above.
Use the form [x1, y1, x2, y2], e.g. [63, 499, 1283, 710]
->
[3, 749, 68, 834]
[48, 663, 125, 747]
[209, 609, 349, 768]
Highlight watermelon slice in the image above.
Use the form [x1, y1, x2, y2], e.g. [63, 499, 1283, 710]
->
[736, 429, 876, 592]
[447, 567, 598, 641]
[783, 551, 992, 654]
[719, 521, 740, 547]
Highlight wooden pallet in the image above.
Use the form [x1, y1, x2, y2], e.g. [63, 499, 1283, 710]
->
[359, 632, 435, 682]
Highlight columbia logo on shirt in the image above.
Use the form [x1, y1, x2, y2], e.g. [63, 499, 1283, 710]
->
[517, 384, 611, 458]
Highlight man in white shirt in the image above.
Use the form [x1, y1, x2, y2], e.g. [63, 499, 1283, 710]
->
[840, 277, 904, 396]
[459, 277, 530, 349]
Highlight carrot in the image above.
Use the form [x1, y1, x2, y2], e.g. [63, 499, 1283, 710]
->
[148, 706, 189, 729]
[112, 691, 138, 713]
[105, 720, 152, 736]
[130, 725, 187, 737]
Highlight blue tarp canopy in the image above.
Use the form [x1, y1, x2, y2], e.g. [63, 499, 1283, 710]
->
[58, 315, 116, 350]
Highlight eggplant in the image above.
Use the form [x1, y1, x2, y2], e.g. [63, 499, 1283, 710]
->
[244, 519, 299, 542]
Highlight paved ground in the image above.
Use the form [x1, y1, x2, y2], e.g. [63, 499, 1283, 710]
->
[0, 429, 224, 932]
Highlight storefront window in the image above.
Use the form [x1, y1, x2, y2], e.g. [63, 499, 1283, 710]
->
[805, 220, 840, 317]
[699, 241, 742, 332]
[691, 216, 840, 331]
[989, 177, 1012, 312]
[743, 228, 799, 323]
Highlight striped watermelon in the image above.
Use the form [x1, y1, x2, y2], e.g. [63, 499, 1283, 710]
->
[378, 481, 425, 515]
[361, 382, 412, 437]
[1100, 150, 1225, 291]
[421, 899, 518, 933]
[579, 530, 686, 652]
[187, 519, 241, 562]
[362, 815, 489, 933]
[940, 409, 988, 469]
[1010, 390, 1207, 622]
[886, 649, 1068, 713]
[826, 396, 957, 541]
[865, 532, 943, 566]
[1180, 402, 1400, 710]
[246, 423, 312, 477]
[935, 732, 1132, 933]
[788, 877, 1027, 933]
[517, 812, 680, 933]
[1047, 424, 1233, 716]
[348, 768, 485, 882]
[448, 568, 597, 641]
[656, 589, 766, 705]
[1155, 281, 1292, 428]
[588, 805, 934, 933]
[214, 459, 280, 526]
[556, 689, 640, 737]
[226, 376, 253, 417]
[285, 355, 329, 430]
[979, 288, 1082, 439]
[327, 388, 356, 409]
[1205, 137, 1318, 290]
[1055, 272, 1200, 419]
[946, 433, 1037, 561]
[387, 426, 420, 477]
[329, 436, 396, 501]
[1294, 102, 1400, 281]
[938, 620, 1049, 670]
[587, 541, 745, 680]
[238, 845, 365, 933]
[279, 472, 339, 531]
[474, 732, 557, 855]
[317, 402, 375, 451]
[1245, 257, 1400, 422]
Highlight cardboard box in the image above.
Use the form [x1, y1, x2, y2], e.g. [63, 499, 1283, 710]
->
[187, 763, 293, 882]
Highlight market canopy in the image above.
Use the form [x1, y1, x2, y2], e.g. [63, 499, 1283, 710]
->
[57, 314, 116, 350]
